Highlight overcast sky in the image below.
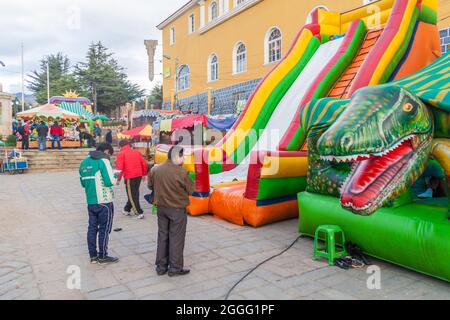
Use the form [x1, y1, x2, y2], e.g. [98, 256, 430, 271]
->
[0, 0, 185, 94]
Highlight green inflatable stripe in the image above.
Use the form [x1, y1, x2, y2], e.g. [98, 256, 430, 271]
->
[419, 5, 437, 25]
[285, 22, 366, 152]
[209, 162, 223, 175]
[257, 176, 307, 200]
[379, 8, 419, 84]
[313, 20, 367, 99]
[298, 192, 450, 282]
[286, 127, 307, 151]
[231, 37, 321, 164]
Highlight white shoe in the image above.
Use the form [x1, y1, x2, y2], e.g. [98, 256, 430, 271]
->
[418, 188, 433, 199]
[123, 211, 132, 216]
[137, 214, 145, 220]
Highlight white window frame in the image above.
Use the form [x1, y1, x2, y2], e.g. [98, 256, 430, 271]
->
[234, 0, 247, 8]
[305, 5, 329, 25]
[169, 27, 175, 45]
[177, 65, 190, 92]
[188, 14, 195, 34]
[208, 53, 219, 82]
[233, 42, 247, 75]
[264, 27, 282, 65]
[209, 1, 218, 22]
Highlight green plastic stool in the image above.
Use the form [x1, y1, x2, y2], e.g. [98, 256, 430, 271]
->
[313, 225, 347, 266]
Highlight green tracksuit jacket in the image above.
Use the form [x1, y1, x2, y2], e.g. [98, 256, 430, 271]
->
[79, 151, 117, 205]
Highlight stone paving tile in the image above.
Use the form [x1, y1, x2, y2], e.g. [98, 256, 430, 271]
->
[0, 171, 449, 300]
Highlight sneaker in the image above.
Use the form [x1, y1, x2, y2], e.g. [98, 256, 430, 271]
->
[98, 256, 120, 265]
[418, 188, 433, 199]
[156, 268, 168, 276]
[137, 214, 145, 220]
[123, 210, 132, 216]
[90, 257, 98, 264]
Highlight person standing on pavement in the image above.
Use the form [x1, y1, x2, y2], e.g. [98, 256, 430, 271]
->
[50, 121, 63, 150]
[147, 146, 195, 277]
[37, 121, 49, 151]
[19, 121, 30, 150]
[115, 140, 148, 219]
[79, 143, 119, 265]
[105, 129, 113, 145]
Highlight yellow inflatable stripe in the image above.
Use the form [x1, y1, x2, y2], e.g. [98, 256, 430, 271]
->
[261, 156, 308, 178]
[222, 29, 314, 157]
[369, 0, 417, 85]
[341, 0, 394, 26]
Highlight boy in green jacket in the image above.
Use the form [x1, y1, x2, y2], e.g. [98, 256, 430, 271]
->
[79, 143, 119, 265]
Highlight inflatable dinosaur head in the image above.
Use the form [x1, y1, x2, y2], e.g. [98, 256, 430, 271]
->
[318, 84, 434, 215]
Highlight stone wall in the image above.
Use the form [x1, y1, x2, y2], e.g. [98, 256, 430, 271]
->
[162, 78, 262, 115]
[0, 90, 14, 137]
[440, 27, 450, 54]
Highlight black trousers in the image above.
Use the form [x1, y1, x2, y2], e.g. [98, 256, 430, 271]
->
[22, 135, 29, 150]
[124, 177, 143, 214]
[156, 207, 187, 272]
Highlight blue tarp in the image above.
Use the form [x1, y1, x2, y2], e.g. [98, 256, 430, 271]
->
[206, 116, 237, 131]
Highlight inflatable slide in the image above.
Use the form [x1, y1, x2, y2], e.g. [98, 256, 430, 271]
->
[298, 50, 450, 281]
[155, 0, 441, 227]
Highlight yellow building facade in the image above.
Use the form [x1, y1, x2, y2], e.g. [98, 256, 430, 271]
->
[157, 0, 450, 114]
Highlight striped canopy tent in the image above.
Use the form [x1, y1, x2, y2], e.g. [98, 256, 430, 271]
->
[117, 125, 153, 140]
[59, 101, 94, 120]
[16, 104, 80, 121]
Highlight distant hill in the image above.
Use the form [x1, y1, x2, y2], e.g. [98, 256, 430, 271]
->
[15, 93, 36, 105]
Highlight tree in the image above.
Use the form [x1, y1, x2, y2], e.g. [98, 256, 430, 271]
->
[148, 83, 163, 108]
[135, 84, 163, 110]
[75, 42, 144, 115]
[27, 53, 84, 104]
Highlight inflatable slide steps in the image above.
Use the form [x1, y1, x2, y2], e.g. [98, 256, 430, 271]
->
[328, 28, 384, 99]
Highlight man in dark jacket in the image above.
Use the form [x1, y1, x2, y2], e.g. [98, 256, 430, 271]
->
[148, 146, 195, 277]
[37, 121, 49, 151]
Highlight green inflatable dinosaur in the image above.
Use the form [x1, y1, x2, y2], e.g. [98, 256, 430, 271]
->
[303, 52, 450, 216]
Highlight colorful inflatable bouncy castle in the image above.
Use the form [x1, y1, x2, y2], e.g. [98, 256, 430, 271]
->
[155, 0, 441, 227]
[299, 51, 450, 282]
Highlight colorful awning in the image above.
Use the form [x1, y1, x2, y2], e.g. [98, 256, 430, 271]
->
[132, 109, 181, 119]
[17, 104, 80, 121]
[59, 101, 94, 120]
[117, 125, 153, 140]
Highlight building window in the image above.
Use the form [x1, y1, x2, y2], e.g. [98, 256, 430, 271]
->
[233, 42, 247, 74]
[188, 14, 195, 34]
[235, 0, 247, 7]
[209, 1, 218, 21]
[208, 54, 219, 82]
[177, 65, 190, 92]
[265, 27, 282, 64]
[305, 5, 329, 25]
[170, 27, 175, 45]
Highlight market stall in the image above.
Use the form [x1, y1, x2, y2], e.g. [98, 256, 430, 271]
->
[16, 104, 82, 149]
[117, 124, 153, 159]
[153, 114, 237, 146]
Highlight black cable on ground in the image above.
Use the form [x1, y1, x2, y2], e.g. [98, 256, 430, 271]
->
[224, 235, 303, 300]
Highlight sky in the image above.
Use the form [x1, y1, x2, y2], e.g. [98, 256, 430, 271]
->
[0, 0, 185, 95]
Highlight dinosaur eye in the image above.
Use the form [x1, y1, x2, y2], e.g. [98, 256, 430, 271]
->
[403, 103, 414, 113]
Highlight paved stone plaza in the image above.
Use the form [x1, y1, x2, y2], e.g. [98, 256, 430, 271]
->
[0, 171, 449, 300]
